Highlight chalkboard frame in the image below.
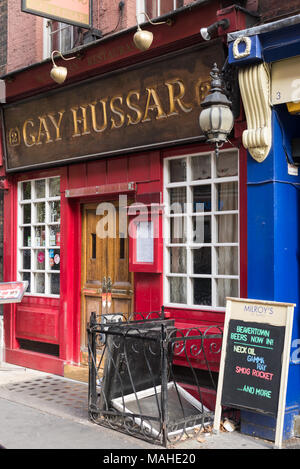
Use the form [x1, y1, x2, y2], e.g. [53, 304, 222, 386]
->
[213, 297, 295, 449]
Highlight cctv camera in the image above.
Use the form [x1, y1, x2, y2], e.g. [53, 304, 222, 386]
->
[200, 27, 211, 41]
[200, 19, 230, 42]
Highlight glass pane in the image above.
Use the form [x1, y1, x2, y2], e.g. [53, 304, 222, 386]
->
[169, 277, 187, 304]
[22, 249, 31, 270]
[192, 216, 211, 243]
[169, 159, 186, 183]
[23, 204, 31, 224]
[49, 225, 60, 246]
[60, 23, 73, 53]
[193, 185, 211, 212]
[170, 217, 186, 243]
[35, 179, 45, 199]
[191, 154, 211, 180]
[49, 201, 60, 223]
[170, 247, 186, 273]
[35, 273, 45, 294]
[193, 278, 211, 306]
[216, 151, 238, 178]
[35, 249, 45, 270]
[22, 272, 31, 292]
[34, 227, 45, 247]
[22, 182, 31, 200]
[146, 0, 158, 16]
[161, 0, 176, 15]
[193, 247, 211, 274]
[217, 214, 238, 243]
[216, 278, 239, 307]
[49, 249, 60, 271]
[23, 227, 31, 247]
[216, 246, 239, 275]
[50, 273, 60, 295]
[217, 181, 238, 211]
[36, 202, 45, 223]
[169, 187, 186, 212]
[49, 177, 60, 197]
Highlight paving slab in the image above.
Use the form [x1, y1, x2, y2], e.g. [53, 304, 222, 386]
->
[0, 362, 299, 450]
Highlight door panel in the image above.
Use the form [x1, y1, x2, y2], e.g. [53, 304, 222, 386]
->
[81, 201, 133, 361]
[85, 208, 107, 284]
[107, 201, 133, 316]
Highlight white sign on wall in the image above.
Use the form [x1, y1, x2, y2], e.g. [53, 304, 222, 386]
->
[271, 56, 300, 105]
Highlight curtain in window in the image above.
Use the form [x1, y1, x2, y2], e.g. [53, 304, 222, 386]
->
[217, 181, 239, 306]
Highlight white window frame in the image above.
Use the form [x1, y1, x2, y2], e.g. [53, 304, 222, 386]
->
[163, 149, 240, 311]
[136, 0, 180, 22]
[17, 177, 61, 298]
[43, 18, 51, 60]
[43, 20, 75, 59]
[55, 22, 75, 53]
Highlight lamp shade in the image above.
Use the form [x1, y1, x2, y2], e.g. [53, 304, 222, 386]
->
[133, 12, 170, 52]
[199, 104, 234, 143]
[199, 63, 234, 144]
[50, 65, 68, 84]
[133, 28, 153, 51]
[50, 51, 77, 85]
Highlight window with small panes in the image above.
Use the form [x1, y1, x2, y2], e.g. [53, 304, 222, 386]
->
[18, 177, 61, 297]
[163, 149, 239, 310]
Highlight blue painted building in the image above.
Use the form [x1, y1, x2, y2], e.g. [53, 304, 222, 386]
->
[228, 14, 300, 440]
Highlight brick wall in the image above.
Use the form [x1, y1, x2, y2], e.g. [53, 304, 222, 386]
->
[92, 0, 197, 37]
[0, 0, 7, 76]
[257, 0, 300, 20]
[95, 0, 127, 35]
[7, 0, 43, 74]
[4, 1, 199, 75]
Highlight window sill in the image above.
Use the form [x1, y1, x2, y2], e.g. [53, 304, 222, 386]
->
[164, 302, 226, 312]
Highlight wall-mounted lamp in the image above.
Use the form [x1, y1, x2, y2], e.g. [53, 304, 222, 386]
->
[199, 63, 234, 156]
[200, 18, 230, 41]
[133, 12, 172, 51]
[50, 50, 76, 84]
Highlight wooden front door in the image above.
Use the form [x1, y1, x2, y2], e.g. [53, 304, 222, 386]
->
[81, 201, 133, 363]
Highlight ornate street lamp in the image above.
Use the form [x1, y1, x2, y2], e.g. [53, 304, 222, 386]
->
[199, 63, 234, 156]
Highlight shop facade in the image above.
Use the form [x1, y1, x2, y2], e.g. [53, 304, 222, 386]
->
[0, 3, 252, 388]
[228, 13, 300, 440]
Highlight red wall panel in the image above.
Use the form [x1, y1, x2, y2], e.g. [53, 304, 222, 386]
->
[16, 305, 59, 344]
[67, 163, 87, 189]
[86, 159, 107, 186]
[128, 153, 151, 182]
[134, 273, 162, 313]
[107, 157, 128, 184]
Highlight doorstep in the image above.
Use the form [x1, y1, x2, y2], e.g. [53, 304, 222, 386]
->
[63, 364, 104, 383]
[64, 364, 89, 383]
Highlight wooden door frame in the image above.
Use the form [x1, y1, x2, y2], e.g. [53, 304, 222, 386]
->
[80, 199, 134, 362]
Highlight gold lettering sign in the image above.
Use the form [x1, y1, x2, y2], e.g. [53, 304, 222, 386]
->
[3, 42, 224, 172]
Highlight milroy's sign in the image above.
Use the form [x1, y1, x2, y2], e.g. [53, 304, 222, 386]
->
[2, 42, 224, 172]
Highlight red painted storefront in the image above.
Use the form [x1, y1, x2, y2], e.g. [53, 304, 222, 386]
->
[1, 2, 249, 376]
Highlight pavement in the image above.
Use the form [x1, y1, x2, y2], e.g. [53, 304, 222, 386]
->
[0, 360, 299, 453]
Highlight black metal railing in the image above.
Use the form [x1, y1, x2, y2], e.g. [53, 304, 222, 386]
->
[87, 308, 223, 447]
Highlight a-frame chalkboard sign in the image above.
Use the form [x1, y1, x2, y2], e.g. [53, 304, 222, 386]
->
[214, 297, 295, 449]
